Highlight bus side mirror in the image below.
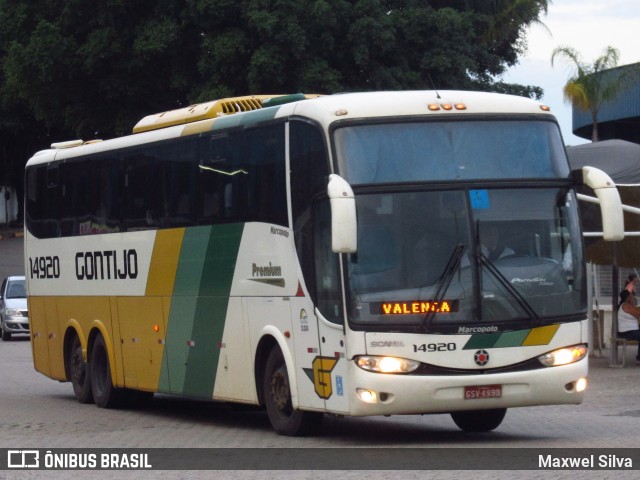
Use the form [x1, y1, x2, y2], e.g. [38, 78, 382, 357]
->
[580, 166, 624, 241]
[327, 174, 357, 253]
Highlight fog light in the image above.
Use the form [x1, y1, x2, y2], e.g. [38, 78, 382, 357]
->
[356, 388, 378, 404]
[576, 377, 587, 392]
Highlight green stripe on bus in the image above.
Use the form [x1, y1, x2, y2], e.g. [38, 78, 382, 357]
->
[463, 332, 501, 349]
[493, 329, 530, 348]
[462, 326, 559, 350]
[158, 227, 211, 393]
[159, 224, 244, 397]
[183, 223, 244, 397]
[211, 107, 280, 131]
[173, 227, 212, 296]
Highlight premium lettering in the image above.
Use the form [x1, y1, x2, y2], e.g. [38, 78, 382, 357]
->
[252, 262, 282, 277]
[75, 249, 138, 280]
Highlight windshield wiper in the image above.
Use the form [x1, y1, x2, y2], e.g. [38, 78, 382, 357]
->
[423, 244, 465, 329]
[478, 252, 540, 321]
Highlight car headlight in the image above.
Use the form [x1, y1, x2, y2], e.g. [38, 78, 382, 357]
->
[538, 344, 587, 367]
[355, 355, 420, 373]
[5, 308, 23, 317]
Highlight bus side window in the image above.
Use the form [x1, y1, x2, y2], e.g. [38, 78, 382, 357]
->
[290, 120, 331, 307]
[313, 199, 344, 324]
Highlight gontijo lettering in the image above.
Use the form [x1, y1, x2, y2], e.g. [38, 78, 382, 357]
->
[75, 249, 138, 280]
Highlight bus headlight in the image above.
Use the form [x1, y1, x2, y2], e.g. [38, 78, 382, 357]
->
[538, 344, 587, 367]
[355, 356, 419, 373]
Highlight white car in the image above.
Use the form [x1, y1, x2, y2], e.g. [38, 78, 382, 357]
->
[0, 276, 28, 341]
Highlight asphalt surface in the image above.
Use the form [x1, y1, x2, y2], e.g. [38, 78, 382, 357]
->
[2, 229, 640, 479]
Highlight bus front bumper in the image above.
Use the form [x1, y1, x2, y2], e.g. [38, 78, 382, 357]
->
[346, 358, 588, 416]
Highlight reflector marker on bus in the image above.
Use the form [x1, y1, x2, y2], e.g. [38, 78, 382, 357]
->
[187, 340, 196, 347]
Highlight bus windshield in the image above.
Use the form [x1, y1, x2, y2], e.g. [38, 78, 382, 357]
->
[345, 188, 584, 330]
[333, 119, 584, 330]
[334, 119, 569, 183]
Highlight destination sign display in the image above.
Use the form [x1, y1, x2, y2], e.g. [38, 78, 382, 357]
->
[371, 300, 459, 315]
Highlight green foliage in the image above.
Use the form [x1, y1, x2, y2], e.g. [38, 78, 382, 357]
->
[0, 0, 549, 167]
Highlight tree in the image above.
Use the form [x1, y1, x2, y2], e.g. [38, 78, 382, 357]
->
[1, 0, 550, 141]
[1, 0, 196, 138]
[551, 45, 637, 142]
[1, 0, 551, 224]
[189, 0, 548, 100]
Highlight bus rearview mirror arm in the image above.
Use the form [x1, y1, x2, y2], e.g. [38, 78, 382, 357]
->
[327, 174, 357, 253]
[575, 166, 624, 241]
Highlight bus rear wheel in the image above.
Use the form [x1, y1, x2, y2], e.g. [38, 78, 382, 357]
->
[450, 408, 506, 432]
[263, 347, 323, 436]
[68, 335, 93, 404]
[90, 333, 128, 409]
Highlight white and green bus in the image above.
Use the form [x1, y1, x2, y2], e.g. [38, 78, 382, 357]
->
[25, 91, 623, 435]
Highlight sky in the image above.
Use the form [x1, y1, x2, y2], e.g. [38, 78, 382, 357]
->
[503, 0, 640, 146]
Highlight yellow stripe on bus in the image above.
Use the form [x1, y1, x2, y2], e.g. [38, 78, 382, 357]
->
[146, 228, 185, 296]
[522, 324, 560, 346]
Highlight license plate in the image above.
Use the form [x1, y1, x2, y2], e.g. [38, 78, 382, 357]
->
[464, 384, 502, 399]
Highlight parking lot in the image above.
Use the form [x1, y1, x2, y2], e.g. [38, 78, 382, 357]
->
[2, 233, 640, 478]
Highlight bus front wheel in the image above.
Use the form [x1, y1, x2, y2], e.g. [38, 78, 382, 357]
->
[450, 408, 507, 432]
[90, 333, 127, 409]
[68, 335, 93, 404]
[263, 347, 323, 436]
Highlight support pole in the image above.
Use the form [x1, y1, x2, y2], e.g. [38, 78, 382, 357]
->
[610, 243, 620, 366]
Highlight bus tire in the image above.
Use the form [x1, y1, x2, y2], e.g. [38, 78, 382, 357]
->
[263, 347, 323, 436]
[450, 408, 507, 432]
[90, 333, 127, 409]
[68, 335, 93, 404]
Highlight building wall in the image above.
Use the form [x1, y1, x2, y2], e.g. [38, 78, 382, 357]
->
[573, 62, 640, 143]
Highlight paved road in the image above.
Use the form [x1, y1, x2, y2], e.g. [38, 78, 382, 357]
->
[1, 234, 640, 479]
[0, 234, 25, 279]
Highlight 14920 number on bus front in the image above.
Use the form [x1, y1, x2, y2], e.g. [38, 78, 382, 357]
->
[29, 256, 61, 279]
[413, 343, 457, 353]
